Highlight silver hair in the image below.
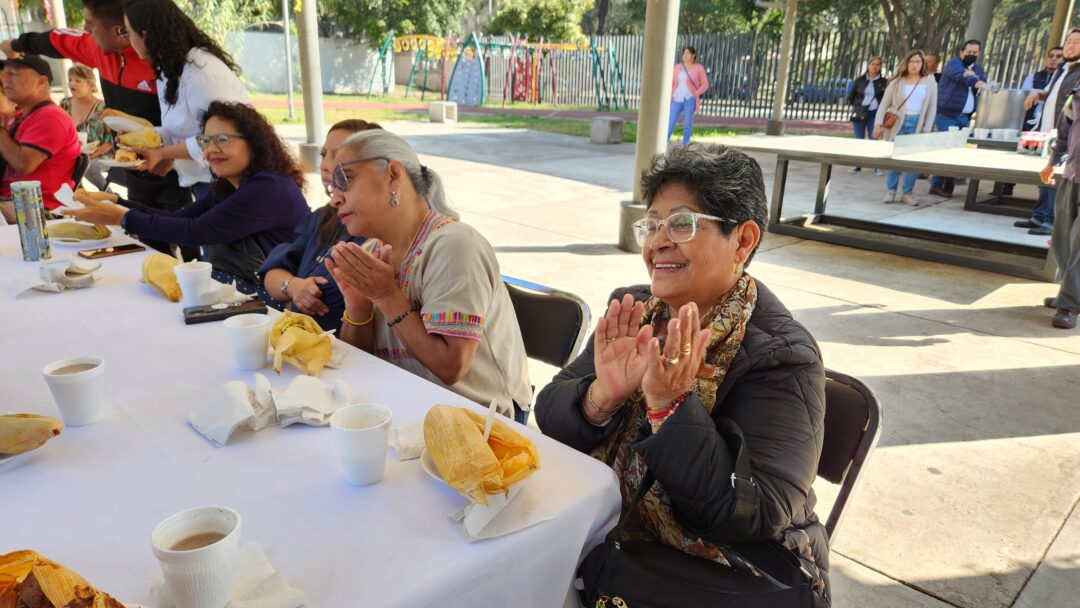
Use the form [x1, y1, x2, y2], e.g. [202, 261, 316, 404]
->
[340, 130, 458, 219]
[640, 142, 768, 264]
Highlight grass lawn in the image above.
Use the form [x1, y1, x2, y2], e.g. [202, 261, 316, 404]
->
[252, 92, 768, 142]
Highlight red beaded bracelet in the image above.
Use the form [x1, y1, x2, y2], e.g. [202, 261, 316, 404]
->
[646, 391, 691, 421]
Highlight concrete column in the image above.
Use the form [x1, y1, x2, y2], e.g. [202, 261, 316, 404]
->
[47, 0, 70, 91]
[964, 0, 994, 47]
[1050, 0, 1075, 48]
[766, 0, 798, 136]
[282, 0, 295, 120]
[630, 0, 680, 203]
[295, 0, 324, 172]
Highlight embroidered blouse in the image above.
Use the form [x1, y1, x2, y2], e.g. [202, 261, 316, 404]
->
[60, 97, 114, 149]
[371, 211, 532, 416]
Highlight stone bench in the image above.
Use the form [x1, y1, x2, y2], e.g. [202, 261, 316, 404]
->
[590, 117, 624, 144]
[429, 101, 458, 123]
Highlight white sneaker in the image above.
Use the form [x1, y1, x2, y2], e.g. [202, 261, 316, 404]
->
[900, 193, 918, 205]
[874, 169, 885, 176]
[884, 190, 896, 203]
[848, 167, 861, 174]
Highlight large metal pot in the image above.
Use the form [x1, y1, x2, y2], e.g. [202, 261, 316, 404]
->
[973, 88, 1028, 130]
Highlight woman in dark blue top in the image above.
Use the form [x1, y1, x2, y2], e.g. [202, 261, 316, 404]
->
[258, 119, 380, 332]
[62, 101, 309, 291]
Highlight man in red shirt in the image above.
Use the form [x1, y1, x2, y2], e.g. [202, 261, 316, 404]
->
[0, 55, 79, 217]
[1, 0, 187, 212]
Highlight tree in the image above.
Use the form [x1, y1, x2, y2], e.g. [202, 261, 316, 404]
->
[319, 0, 469, 42]
[44, 0, 276, 46]
[487, 0, 594, 44]
[877, 0, 972, 56]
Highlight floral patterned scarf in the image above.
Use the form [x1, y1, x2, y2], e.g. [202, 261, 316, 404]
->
[591, 273, 757, 566]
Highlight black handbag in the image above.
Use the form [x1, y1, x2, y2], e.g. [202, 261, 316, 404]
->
[576, 418, 814, 608]
[849, 104, 870, 123]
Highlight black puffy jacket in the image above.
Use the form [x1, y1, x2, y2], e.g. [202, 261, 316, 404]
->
[536, 281, 830, 605]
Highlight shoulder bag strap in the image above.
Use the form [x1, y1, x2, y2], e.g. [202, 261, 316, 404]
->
[893, 79, 919, 115]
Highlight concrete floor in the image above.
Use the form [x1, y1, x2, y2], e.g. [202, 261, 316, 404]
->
[277, 122, 1079, 608]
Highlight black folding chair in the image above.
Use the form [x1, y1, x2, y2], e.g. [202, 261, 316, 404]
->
[502, 276, 591, 369]
[71, 153, 90, 188]
[818, 369, 882, 541]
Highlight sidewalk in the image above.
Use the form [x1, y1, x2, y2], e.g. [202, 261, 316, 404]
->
[255, 96, 853, 134]
[277, 120, 1079, 608]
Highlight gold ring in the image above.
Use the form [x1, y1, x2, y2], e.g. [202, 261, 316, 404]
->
[663, 355, 680, 366]
[681, 343, 692, 356]
[605, 338, 616, 344]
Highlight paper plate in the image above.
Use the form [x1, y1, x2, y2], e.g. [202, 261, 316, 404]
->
[51, 237, 109, 248]
[98, 158, 143, 168]
[0, 452, 28, 472]
[420, 448, 445, 483]
[103, 115, 148, 134]
[80, 141, 99, 154]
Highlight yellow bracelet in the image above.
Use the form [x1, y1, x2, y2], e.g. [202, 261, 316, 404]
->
[342, 308, 375, 327]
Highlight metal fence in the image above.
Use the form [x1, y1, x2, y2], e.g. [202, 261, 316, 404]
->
[475, 27, 1052, 121]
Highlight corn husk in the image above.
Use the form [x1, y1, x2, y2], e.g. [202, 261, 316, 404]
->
[48, 222, 110, 240]
[116, 127, 162, 149]
[141, 253, 181, 302]
[0, 550, 125, 608]
[0, 414, 63, 456]
[423, 405, 539, 506]
[73, 188, 119, 206]
[269, 310, 331, 376]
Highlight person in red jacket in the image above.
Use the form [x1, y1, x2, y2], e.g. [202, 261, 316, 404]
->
[667, 46, 709, 146]
[0, 0, 190, 216]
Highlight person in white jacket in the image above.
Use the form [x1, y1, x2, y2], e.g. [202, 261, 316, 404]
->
[121, 0, 249, 200]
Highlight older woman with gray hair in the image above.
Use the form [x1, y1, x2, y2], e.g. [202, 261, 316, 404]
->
[536, 143, 830, 606]
[325, 129, 533, 422]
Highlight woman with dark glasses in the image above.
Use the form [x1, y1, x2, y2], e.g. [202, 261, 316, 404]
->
[61, 102, 309, 290]
[535, 143, 831, 605]
[121, 0, 248, 200]
[325, 129, 532, 423]
[257, 119, 381, 332]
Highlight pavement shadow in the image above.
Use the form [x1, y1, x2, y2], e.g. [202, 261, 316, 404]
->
[494, 243, 624, 256]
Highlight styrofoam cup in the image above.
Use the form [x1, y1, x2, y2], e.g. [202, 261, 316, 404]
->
[174, 261, 214, 308]
[330, 404, 392, 485]
[223, 314, 271, 371]
[151, 506, 241, 608]
[42, 356, 106, 426]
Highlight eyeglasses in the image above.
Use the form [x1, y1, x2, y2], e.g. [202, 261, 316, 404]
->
[330, 157, 388, 193]
[196, 133, 246, 149]
[632, 211, 736, 247]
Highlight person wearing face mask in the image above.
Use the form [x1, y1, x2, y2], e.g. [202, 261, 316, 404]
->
[847, 56, 886, 174]
[929, 40, 989, 198]
[1019, 31, 1080, 237]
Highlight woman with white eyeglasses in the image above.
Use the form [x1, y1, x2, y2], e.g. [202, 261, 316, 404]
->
[61, 102, 309, 290]
[121, 0, 249, 201]
[324, 129, 532, 423]
[535, 143, 831, 605]
[257, 119, 381, 332]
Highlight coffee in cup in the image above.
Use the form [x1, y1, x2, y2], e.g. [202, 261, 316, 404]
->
[42, 357, 106, 426]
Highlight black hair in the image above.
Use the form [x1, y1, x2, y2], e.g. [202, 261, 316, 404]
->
[123, 0, 240, 106]
[683, 46, 697, 62]
[83, 0, 124, 25]
[640, 143, 768, 264]
[199, 101, 303, 197]
[959, 39, 982, 55]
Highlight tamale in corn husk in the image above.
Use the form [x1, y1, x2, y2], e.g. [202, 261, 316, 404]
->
[0, 550, 125, 608]
[0, 414, 63, 456]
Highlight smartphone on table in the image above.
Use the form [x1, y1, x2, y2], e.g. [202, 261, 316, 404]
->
[77, 243, 146, 259]
[183, 299, 268, 325]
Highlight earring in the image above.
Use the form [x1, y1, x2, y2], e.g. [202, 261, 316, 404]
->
[390, 190, 399, 207]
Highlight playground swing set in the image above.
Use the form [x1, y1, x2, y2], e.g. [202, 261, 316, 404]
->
[367, 32, 628, 111]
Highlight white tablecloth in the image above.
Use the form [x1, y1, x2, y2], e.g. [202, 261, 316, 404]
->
[0, 224, 621, 607]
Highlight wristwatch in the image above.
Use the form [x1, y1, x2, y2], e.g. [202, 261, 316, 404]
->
[279, 278, 293, 300]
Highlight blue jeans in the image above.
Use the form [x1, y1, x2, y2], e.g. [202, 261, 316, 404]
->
[886, 114, 920, 193]
[513, 403, 530, 426]
[852, 107, 878, 140]
[1033, 185, 1057, 226]
[930, 114, 971, 188]
[667, 97, 696, 145]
